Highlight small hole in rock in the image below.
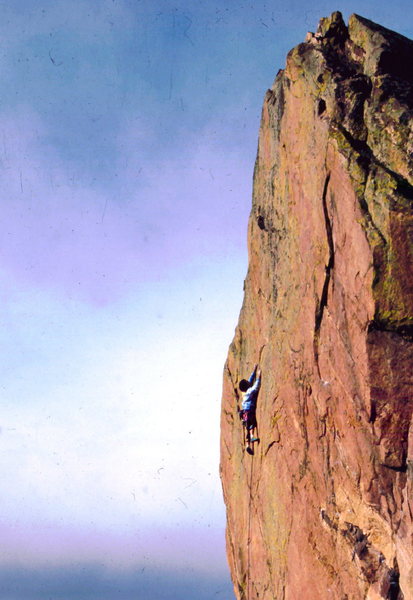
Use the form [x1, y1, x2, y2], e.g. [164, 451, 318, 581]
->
[257, 215, 265, 230]
[318, 98, 326, 116]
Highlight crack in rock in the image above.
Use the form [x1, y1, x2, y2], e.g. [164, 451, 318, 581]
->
[314, 172, 335, 376]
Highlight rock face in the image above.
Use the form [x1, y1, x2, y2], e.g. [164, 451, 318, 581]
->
[220, 12, 413, 600]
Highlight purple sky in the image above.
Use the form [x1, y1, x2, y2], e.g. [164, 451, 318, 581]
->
[2, 1, 413, 598]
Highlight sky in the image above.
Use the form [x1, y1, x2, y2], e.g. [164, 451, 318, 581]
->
[2, 1, 413, 599]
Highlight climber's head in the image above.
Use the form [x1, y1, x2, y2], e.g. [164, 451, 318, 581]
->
[239, 379, 251, 392]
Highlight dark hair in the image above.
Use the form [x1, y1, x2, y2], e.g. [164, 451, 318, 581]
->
[239, 379, 251, 392]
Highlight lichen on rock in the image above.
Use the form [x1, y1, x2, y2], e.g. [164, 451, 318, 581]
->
[221, 12, 413, 600]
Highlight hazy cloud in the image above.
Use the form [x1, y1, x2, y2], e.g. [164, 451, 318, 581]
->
[0, 564, 233, 600]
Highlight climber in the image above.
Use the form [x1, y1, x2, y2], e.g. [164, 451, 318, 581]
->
[239, 365, 261, 455]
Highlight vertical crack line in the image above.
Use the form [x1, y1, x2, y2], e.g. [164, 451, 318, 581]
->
[314, 173, 334, 377]
[247, 455, 254, 600]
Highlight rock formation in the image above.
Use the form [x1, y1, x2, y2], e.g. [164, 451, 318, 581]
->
[220, 12, 413, 600]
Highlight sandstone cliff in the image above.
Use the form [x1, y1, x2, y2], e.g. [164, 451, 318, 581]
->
[221, 12, 413, 600]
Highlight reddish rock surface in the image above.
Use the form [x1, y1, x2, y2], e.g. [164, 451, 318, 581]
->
[221, 12, 413, 600]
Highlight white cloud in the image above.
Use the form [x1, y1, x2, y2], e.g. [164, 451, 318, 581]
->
[0, 256, 244, 568]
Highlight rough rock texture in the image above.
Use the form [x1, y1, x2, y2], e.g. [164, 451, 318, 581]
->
[221, 12, 413, 600]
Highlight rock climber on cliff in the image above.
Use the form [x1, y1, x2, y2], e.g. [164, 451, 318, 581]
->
[239, 365, 261, 455]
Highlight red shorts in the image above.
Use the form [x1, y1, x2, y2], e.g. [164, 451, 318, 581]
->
[241, 409, 256, 430]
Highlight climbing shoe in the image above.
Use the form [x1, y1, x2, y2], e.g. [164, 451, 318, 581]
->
[246, 447, 254, 455]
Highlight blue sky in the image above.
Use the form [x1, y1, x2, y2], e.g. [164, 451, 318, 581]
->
[2, 1, 413, 599]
